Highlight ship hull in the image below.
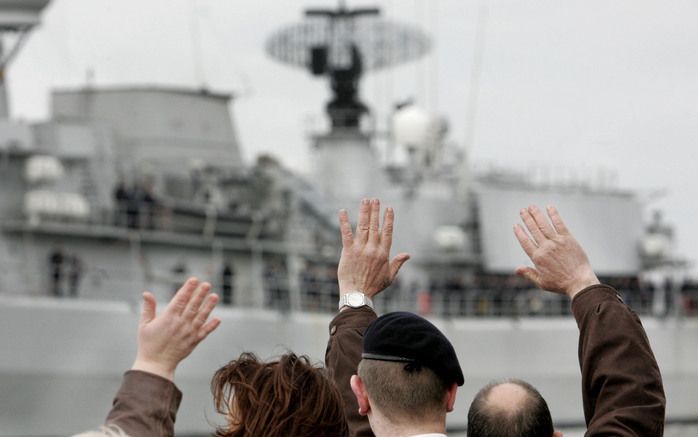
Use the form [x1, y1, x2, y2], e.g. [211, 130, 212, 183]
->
[1, 296, 697, 436]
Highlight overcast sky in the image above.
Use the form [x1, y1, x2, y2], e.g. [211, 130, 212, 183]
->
[7, 0, 698, 273]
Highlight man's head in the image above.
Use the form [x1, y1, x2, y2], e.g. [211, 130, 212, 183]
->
[350, 312, 463, 426]
[467, 378, 562, 437]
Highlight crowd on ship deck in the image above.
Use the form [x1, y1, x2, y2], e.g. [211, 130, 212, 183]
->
[113, 180, 159, 230]
[45, 241, 698, 319]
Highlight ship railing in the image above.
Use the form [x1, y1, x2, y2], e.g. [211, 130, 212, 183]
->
[258, 272, 698, 318]
[105, 202, 253, 238]
[380, 286, 698, 318]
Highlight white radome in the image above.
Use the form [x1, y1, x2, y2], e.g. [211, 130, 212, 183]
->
[24, 155, 65, 184]
[392, 105, 448, 152]
[641, 234, 672, 258]
[434, 225, 467, 250]
[25, 190, 91, 222]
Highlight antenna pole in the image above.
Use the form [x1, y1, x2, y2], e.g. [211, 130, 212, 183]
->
[188, 0, 206, 89]
[429, 0, 439, 112]
[463, 0, 488, 152]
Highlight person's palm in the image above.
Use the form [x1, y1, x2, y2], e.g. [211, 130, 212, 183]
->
[133, 278, 220, 380]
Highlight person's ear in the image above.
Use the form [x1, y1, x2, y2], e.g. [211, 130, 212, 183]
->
[350, 375, 371, 416]
[445, 382, 458, 412]
[553, 431, 563, 437]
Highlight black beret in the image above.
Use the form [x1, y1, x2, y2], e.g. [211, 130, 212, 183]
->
[362, 311, 464, 386]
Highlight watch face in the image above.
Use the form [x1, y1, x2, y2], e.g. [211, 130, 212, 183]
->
[347, 293, 364, 307]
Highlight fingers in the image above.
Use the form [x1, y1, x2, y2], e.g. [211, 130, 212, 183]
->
[338, 209, 354, 248]
[380, 207, 394, 251]
[167, 277, 199, 315]
[513, 224, 536, 258]
[194, 293, 219, 327]
[183, 281, 211, 319]
[389, 252, 410, 280]
[368, 199, 381, 245]
[198, 318, 221, 342]
[527, 205, 556, 239]
[356, 199, 371, 243]
[519, 208, 545, 245]
[140, 291, 157, 324]
[515, 266, 540, 286]
[546, 205, 569, 235]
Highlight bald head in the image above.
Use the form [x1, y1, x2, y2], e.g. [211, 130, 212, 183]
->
[486, 382, 533, 412]
[467, 379, 554, 437]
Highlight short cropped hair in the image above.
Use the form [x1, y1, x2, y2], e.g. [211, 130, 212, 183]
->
[467, 378, 554, 437]
[71, 425, 130, 437]
[212, 352, 348, 437]
[358, 359, 448, 422]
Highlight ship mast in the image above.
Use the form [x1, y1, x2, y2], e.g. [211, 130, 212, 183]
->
[0, 0, 51, 118]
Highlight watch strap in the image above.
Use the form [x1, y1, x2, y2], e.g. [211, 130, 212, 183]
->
[339, 292, 374, 310]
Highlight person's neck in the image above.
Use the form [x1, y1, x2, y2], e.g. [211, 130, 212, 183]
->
[368, 412, 446, 437]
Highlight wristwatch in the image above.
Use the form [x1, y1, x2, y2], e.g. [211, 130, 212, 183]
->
[339, 292, 374, 310]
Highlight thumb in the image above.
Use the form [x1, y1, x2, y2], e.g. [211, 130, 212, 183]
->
[140, 291, 157, 324]
[515, 266, 540, 286]
[389, 253, 410, 280]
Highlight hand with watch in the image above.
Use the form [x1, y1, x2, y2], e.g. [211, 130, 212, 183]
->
[336, 199, 410, 311]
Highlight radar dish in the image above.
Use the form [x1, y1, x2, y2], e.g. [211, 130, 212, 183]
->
[266, 18, 430, 73]
[265, 3, 431, 130]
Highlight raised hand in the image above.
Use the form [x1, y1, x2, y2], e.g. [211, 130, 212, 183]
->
[337, 198, 410, 299]
[132, 277, 221, 381]
[513, 205, 599, 299]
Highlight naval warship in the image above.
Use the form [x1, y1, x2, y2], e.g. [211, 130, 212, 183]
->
[0, 1, 696, 435]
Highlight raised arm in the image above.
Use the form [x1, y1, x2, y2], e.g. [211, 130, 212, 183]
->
[105, 278, 220, 437]
[325, 198, 409, 437]
[514, 205, 665, 436]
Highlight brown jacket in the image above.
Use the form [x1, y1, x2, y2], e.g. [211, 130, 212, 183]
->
[325, 285, 666, 437]
[573, 285, 665, 436]
[105, 370, 181, 437]
[325, 306, 377, 437]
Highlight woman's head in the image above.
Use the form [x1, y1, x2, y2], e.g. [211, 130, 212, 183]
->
[212, 352, 348, 437]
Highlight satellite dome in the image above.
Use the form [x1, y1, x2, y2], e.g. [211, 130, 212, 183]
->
[392, 105, 448, 152]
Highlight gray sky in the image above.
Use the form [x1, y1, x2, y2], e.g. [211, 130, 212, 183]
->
[7, 0, 698, 273]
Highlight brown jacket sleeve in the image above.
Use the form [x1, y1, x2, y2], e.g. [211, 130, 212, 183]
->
[105, 370, 182, 437]
[325, 307, 377, 437]
[572, 285, 665, 437]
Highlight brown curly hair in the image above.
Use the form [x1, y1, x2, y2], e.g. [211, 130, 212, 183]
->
[211, 352, 348, 437]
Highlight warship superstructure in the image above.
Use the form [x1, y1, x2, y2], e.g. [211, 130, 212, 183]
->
[1, 2, 696, 435]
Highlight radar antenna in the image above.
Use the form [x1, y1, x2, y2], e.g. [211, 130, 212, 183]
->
[266, 1, 430, 130]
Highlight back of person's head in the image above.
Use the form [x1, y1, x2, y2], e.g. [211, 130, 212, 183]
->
[71, 425, 130, 437]
[357, 312, 464, 423]
[467, 378, 555, 437]
[357, 358, 447, 422]
[211, 352, 348, 437]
